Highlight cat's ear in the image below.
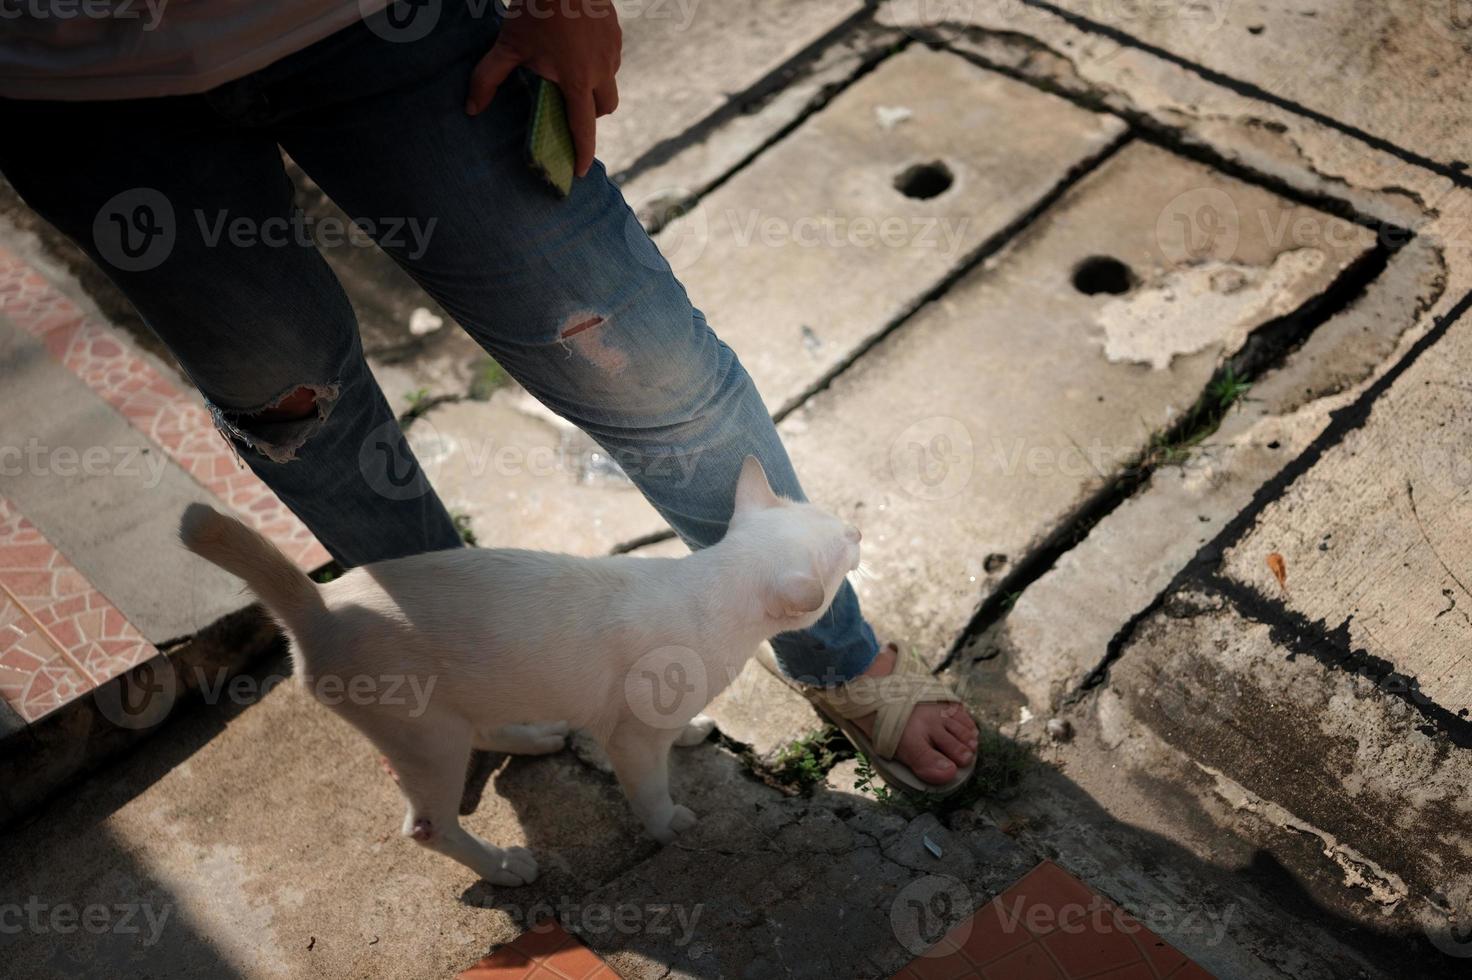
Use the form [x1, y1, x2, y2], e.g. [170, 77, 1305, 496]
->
[733, 455, 781, 514]
[764, 571, 825, 620]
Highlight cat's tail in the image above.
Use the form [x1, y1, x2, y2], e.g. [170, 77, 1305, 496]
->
[179, 503, 325, 634]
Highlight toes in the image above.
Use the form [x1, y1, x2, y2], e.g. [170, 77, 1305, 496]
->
[930, 728, 975, 768]
[944, 715, 979, 748]
[911, 747, 959, 784]
[939, 700, 978, 731]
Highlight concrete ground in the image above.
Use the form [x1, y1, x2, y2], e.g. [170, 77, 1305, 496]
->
[3, 1, 1471, 977]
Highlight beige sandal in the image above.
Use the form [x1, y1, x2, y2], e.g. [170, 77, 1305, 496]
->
[757, 642, 976, 798]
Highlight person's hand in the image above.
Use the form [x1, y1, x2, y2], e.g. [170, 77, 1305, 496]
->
[465, 0, 622, 178]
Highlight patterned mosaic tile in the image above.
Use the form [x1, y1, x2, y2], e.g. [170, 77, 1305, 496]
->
[891, 861, 1215, 980]
[0, 499, 156, 721]
[0, 245, 328, 570]
[0, 245, 332, 723]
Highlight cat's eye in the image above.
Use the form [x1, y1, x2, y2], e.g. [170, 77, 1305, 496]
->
[844, 524, 861, 543]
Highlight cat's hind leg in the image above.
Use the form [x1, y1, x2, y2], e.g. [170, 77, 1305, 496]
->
[379, 720, 538, 886]
[476, 721, 569, 755]
[603, 724, 697, 845]
[675, 713, 715, 747]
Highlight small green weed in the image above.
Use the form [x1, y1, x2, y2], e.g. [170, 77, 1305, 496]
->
[1206, 365, 1252, 410]
[468, 358, 509, 401]
[770, 726, 850, 790]
[452, 511, 478, 546]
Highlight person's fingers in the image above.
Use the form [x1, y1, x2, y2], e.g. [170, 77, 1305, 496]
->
[593, 77, 619, 117]
[565, 86, 598, 177]
[466, 46, 521, 115]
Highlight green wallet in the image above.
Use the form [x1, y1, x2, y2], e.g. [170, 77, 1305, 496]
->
[524, 74, 575, 199]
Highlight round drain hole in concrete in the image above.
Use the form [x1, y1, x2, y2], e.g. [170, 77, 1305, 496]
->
[1071, 255, 1134, 296]
[893, 161, 953, 199]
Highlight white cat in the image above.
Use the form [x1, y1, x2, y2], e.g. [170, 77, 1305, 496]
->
[180, 456, 860, 886]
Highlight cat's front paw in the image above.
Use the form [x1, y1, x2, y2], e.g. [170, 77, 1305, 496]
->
[668, 804, 697, 833]
[646, 804, 698, 845]
[481, 845, 539, 886]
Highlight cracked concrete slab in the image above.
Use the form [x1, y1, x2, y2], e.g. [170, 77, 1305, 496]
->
[602, 0, 866, 177]
[701, 653, 826, 762]
[886, 0, 1462, 252]
[882, 1, 1470, 173]
[1221, 304, 1472, 715]
[961, 236, 1446, 713]
[656, 44, 1126, 413]
[579, 792, 1033, 979]
[1036, 0, 1472, 170]
[619, 22, 904, 217]
[981, 756, 1420, 979]
[404, 389, 665, 553]
[779, 140, 1374, 665]
[1098, 592, 1472, 973]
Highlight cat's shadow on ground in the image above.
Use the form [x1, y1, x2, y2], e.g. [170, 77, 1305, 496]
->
[453, 739, 663, 914]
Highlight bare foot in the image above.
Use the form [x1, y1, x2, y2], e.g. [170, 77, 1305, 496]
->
[849, 643, 979, 784]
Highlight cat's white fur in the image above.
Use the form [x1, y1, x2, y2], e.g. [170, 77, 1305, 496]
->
[179, 457, 860, 886]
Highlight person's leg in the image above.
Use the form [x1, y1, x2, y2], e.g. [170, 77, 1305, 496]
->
[266, 4, 975, 780]
[0, 95, 460, 567]
[273, 4, 879, 682]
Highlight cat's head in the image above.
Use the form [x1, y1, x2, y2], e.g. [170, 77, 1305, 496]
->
[729, 456, 862, 631]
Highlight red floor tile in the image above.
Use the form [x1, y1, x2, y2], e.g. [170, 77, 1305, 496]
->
[998, 861, 1107, 934]
[905, 948, 980, 979]
[958, 891, 1047, 966]
[1039, 913, 1144, 976]
[892, 862, 1216, 980]
[1084, 965, 1160, 980]
[1123, 915, 1188, 977]
[982, 944, 1066, 980]
[458, 922, 614, 980]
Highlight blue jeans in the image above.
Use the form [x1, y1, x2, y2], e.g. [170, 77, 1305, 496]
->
[0, 1, 878, 684]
